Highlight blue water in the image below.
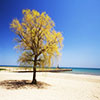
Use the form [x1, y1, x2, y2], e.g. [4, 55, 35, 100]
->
[0, 65, 100, 76]
[61, 67, 100, 76]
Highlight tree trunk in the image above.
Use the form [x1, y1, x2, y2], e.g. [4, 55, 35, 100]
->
[31, 56, 37, 84]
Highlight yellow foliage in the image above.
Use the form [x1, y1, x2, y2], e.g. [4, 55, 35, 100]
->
[10, 9, 63, 67]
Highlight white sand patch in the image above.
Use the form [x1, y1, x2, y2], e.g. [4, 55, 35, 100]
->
[0, 72, 100, 100]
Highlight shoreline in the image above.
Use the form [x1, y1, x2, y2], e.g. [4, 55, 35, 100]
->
[14, 69, 72, 73]
[0, 67, 100, 76]
[0, 67, 72, 73]
[1, 69, 100, 77]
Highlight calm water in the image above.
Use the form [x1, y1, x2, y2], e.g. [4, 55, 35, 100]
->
[0, 65, 100, 75]
[62, 67, 100, 76]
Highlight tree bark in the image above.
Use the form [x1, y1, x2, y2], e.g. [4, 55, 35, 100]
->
[31, 56, 37, 84]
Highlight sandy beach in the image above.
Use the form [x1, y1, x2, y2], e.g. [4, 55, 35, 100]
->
[0, 72, 100, 100]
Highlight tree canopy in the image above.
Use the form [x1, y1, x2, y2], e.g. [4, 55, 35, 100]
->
[10, 9, 63, 84]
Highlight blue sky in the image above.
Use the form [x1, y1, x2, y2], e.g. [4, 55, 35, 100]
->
[0, 0, 100, 68]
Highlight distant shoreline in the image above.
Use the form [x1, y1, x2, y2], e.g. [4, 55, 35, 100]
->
[0, 65, 100, 69]
[0, 67, 72, 73]
[14, 69, 72, 73]
[0, 66, 100, 76]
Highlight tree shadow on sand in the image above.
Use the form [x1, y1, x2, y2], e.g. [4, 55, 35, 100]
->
[0, 80, 51, 90]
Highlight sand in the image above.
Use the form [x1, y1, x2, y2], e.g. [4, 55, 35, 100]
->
[0, 72, 100, 100]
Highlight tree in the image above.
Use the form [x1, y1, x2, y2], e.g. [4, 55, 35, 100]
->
[10, 9, 63, 84]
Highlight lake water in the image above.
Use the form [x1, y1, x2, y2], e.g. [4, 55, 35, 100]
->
[62, 67, 100, 76]
[0, 65, 100, 75]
